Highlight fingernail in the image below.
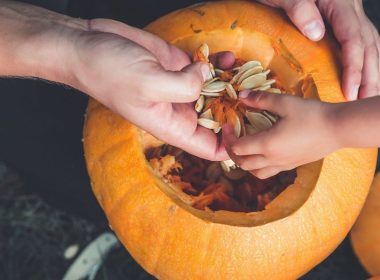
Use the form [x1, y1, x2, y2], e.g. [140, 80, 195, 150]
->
[239, 90, 251, 99]
[303, 21, 324, 41]
[201, 63, 212, 82]
[349, 84, 360, 101]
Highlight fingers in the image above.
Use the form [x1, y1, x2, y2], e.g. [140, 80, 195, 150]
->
[161, 103, 229, 161]
[324, 2, 364, 100]
[209, 51, 236, 70]
[222, 124, 285, 179]
[358, 17, 380, 98]
[258, 0, 325, 41]
[180, 125, 229, 161]
[141, 62, 210, 103]
[88, 18, 190, 70]
[319, 0, 380, 100]
[250, 167, 284, 179]
[239, 91, 299, 117]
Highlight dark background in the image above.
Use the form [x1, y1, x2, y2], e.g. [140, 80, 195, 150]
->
[0, 0, 379, 279]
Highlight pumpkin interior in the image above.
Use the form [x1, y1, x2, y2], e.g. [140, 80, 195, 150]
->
[139, 37, 323, 226]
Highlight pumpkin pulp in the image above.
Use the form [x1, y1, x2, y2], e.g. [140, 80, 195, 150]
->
[144, 54, 299, 213]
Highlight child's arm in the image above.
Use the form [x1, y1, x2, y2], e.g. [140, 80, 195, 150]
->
[222, 91, 380, 179]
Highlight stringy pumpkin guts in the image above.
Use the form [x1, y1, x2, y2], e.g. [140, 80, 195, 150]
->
[146, 145, 296, 212]
[146, 44, 296, 212]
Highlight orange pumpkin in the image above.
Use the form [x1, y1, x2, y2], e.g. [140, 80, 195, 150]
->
[83, 1, 377, 279]
[351, 173, 380, 276]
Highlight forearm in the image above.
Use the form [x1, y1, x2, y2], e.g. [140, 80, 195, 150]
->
[332, 96, 380, 148]
[0, 0, 87, 84]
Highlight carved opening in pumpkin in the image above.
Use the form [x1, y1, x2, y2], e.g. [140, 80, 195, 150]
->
[145, 145, 297, 212]
[142, 43, 319, 214]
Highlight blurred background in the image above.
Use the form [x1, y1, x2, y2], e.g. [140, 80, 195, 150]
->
[0, 0, 379, 279]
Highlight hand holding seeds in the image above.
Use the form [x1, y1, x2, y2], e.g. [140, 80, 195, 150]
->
[72, 21, 235, 161]
[193, 44, 281, 176]
[222, 91, 341, 179]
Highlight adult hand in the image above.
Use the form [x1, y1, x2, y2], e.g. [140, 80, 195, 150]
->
[0, 1, 229, 160]
[73, 19, 229, 160]
[257, 0, 380, 100]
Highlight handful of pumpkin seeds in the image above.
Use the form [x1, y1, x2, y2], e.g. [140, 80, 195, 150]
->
[193, 44, 281, 172]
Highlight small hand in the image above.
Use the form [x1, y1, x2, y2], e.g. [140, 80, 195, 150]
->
[222, 91, 339, 179]
[257, 0, 380, 100]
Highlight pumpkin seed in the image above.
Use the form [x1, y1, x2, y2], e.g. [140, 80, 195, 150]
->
[202, 80, 226, 93]
[245, 123, 259, 135]
[239, 73, 267, 90]
[214, 126, 221, 133]
[201, 91, 224, 97]
[239, 61, 261, 73]
[203, 77, 220, 87]
[237, 66, 264, 84]
[197, 118, 220, 129]
[263, 69, 271, 76]
[210, 63, 216, 77]
[246, 111, 273, 132]
[225, 83, 237, 99]
[255, 85, 271, 91]
[260, 79, 276, 87]
[195, 95, 205, 113]
[214, 68, 224, 75]
[262, 111, 278, 123]
[234, 115, 241, 137]
[220, 159, 236, 172]
[199, 43, 209, 59]
[267, 88, 282, 94]
[200, 108, 213, 119]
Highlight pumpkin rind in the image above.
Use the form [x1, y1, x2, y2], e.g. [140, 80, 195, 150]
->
[351, 173, 380, 276]
[83, 1, 377, 279]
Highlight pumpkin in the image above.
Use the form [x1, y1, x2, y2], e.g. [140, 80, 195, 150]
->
[351, 173, 380, 276]
[83, 1, 377, 279]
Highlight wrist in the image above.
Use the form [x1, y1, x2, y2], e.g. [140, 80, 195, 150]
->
[322, 102, 348, 149]
[0, 1, 87, 85]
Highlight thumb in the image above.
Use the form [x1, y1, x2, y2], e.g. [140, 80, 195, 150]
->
[239, 91, 290, 117]
[280, 0, 325, 41]
[143, 62, 211, 103]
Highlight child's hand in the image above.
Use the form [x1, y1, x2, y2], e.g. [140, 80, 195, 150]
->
[222, 91, 340, 179]
[257, 0, 380, 100]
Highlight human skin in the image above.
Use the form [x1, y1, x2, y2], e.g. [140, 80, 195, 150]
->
[0, 0, 229, 161]
[222, 91, 380, 179]
[221, 0, 380, 179]
[258, 0, 380, 101]
[0, 0, 378, 171]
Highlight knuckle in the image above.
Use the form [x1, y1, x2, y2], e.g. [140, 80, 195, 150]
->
[352, 36, 365, 51]
[239, 161, 250, 171]
[184, 74, 201, 99]
[252, 170, 268, 180]
[262, 140, 276, 156]
[230, 144, 242, 156]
